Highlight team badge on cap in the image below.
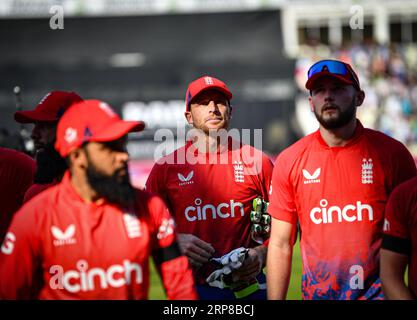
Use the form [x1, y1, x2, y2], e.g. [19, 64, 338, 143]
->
[185, 75, 233, 111]
[204, 77, 214, 85]
[64, 127, 77, 143]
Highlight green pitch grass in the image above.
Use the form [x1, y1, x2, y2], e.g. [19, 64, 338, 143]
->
[148, 240, 303, 300]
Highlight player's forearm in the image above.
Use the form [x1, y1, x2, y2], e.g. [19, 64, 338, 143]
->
[380, 249, 415, 300]
[253, 245, 267, 268]
[382, 278, 415, 300]
[266, 242, 293, 300]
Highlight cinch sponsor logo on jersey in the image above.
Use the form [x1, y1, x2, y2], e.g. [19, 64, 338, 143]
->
[184, 198, 244, 221]
[178, 171, 194, 186]
[303, 168, 321, 184]
[51, 225, 77, 247]
[233, 161, 244, 183]
[49, 259, 143, 293]
[123, 213, 142, 238]
[1, 232, 16, 255]
[362, 158, 373, 184]
[309, 199, 374, 224]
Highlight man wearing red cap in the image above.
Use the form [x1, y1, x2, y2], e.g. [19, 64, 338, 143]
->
[14, 91, 83, 202]
[0, 100, 197, 300]
[267, 59, 417, 300]
[146, 76, 274, 299]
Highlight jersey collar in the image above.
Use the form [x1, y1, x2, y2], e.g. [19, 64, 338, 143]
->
[316, 119, 364, 149]
[185, 137, 239, 158]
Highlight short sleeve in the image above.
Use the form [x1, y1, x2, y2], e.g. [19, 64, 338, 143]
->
[268, 154, 298, 225]
[382, 180, 413, 255]
[385, 140, 417, 193]
[146, 194, 197, 300]
[145, 163, 171, 208]
[0, 206, 42, 299]
[147, 195, 176, 250]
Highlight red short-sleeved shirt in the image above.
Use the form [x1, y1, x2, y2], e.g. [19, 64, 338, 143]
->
[269, 121, 417, 300]
[0, 172, 196, 300]
[0, 147, 35, 243]
[146, 140, 274, 284]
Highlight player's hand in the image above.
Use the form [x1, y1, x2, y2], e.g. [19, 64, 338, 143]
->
[206, 247, 248, 288]
[177, 233, 215, 268]
[231, 247, 265, 282]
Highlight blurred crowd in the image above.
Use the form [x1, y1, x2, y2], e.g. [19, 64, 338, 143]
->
[295, 41, 417, 158]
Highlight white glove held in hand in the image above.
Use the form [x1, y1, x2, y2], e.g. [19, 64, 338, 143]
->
[206, 247, 248, 288]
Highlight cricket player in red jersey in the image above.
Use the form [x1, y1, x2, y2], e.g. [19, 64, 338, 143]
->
[0, 147, 35, 244]
[0, 100, 197, 300]
[14, 90, 83, 203]
[381, 177, 417, 299]
[267, 59, 417, 300]
[146, 76, 274, 299]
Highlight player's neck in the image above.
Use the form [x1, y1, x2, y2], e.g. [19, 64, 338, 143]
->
[319, 118, 358, 147]
[70, 172, 105, 204]
[191, 130, 229, 154]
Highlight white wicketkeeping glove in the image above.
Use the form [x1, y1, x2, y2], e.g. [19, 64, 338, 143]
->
[206, 247, 248, 288]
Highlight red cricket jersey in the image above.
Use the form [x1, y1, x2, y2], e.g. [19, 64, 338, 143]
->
[146, 140, 274, 284]
[0, 147, 35, 244]
[382, 176, 417, 297]
[0, 172, 197, 300]
[269, 121, 417, 300]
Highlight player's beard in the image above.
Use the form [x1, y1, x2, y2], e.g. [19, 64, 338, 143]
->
[313, 96, 356, 130]
[34, 143, 68, 184]
[86, 159, 136, 208]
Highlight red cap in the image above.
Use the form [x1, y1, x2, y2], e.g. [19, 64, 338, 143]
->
[14, 91, 83, 124]
[55, 100, 145, 157]
[185, 76, 232, 111]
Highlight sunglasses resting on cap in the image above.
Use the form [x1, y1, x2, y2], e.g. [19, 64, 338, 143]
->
[305, 59, 361, 91]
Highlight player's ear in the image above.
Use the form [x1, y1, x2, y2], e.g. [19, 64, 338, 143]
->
[184, 111, 193, 125]
[68, 147, 87, 169]
[308, 95, 314, 113]
[355, 89, 365, 107]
